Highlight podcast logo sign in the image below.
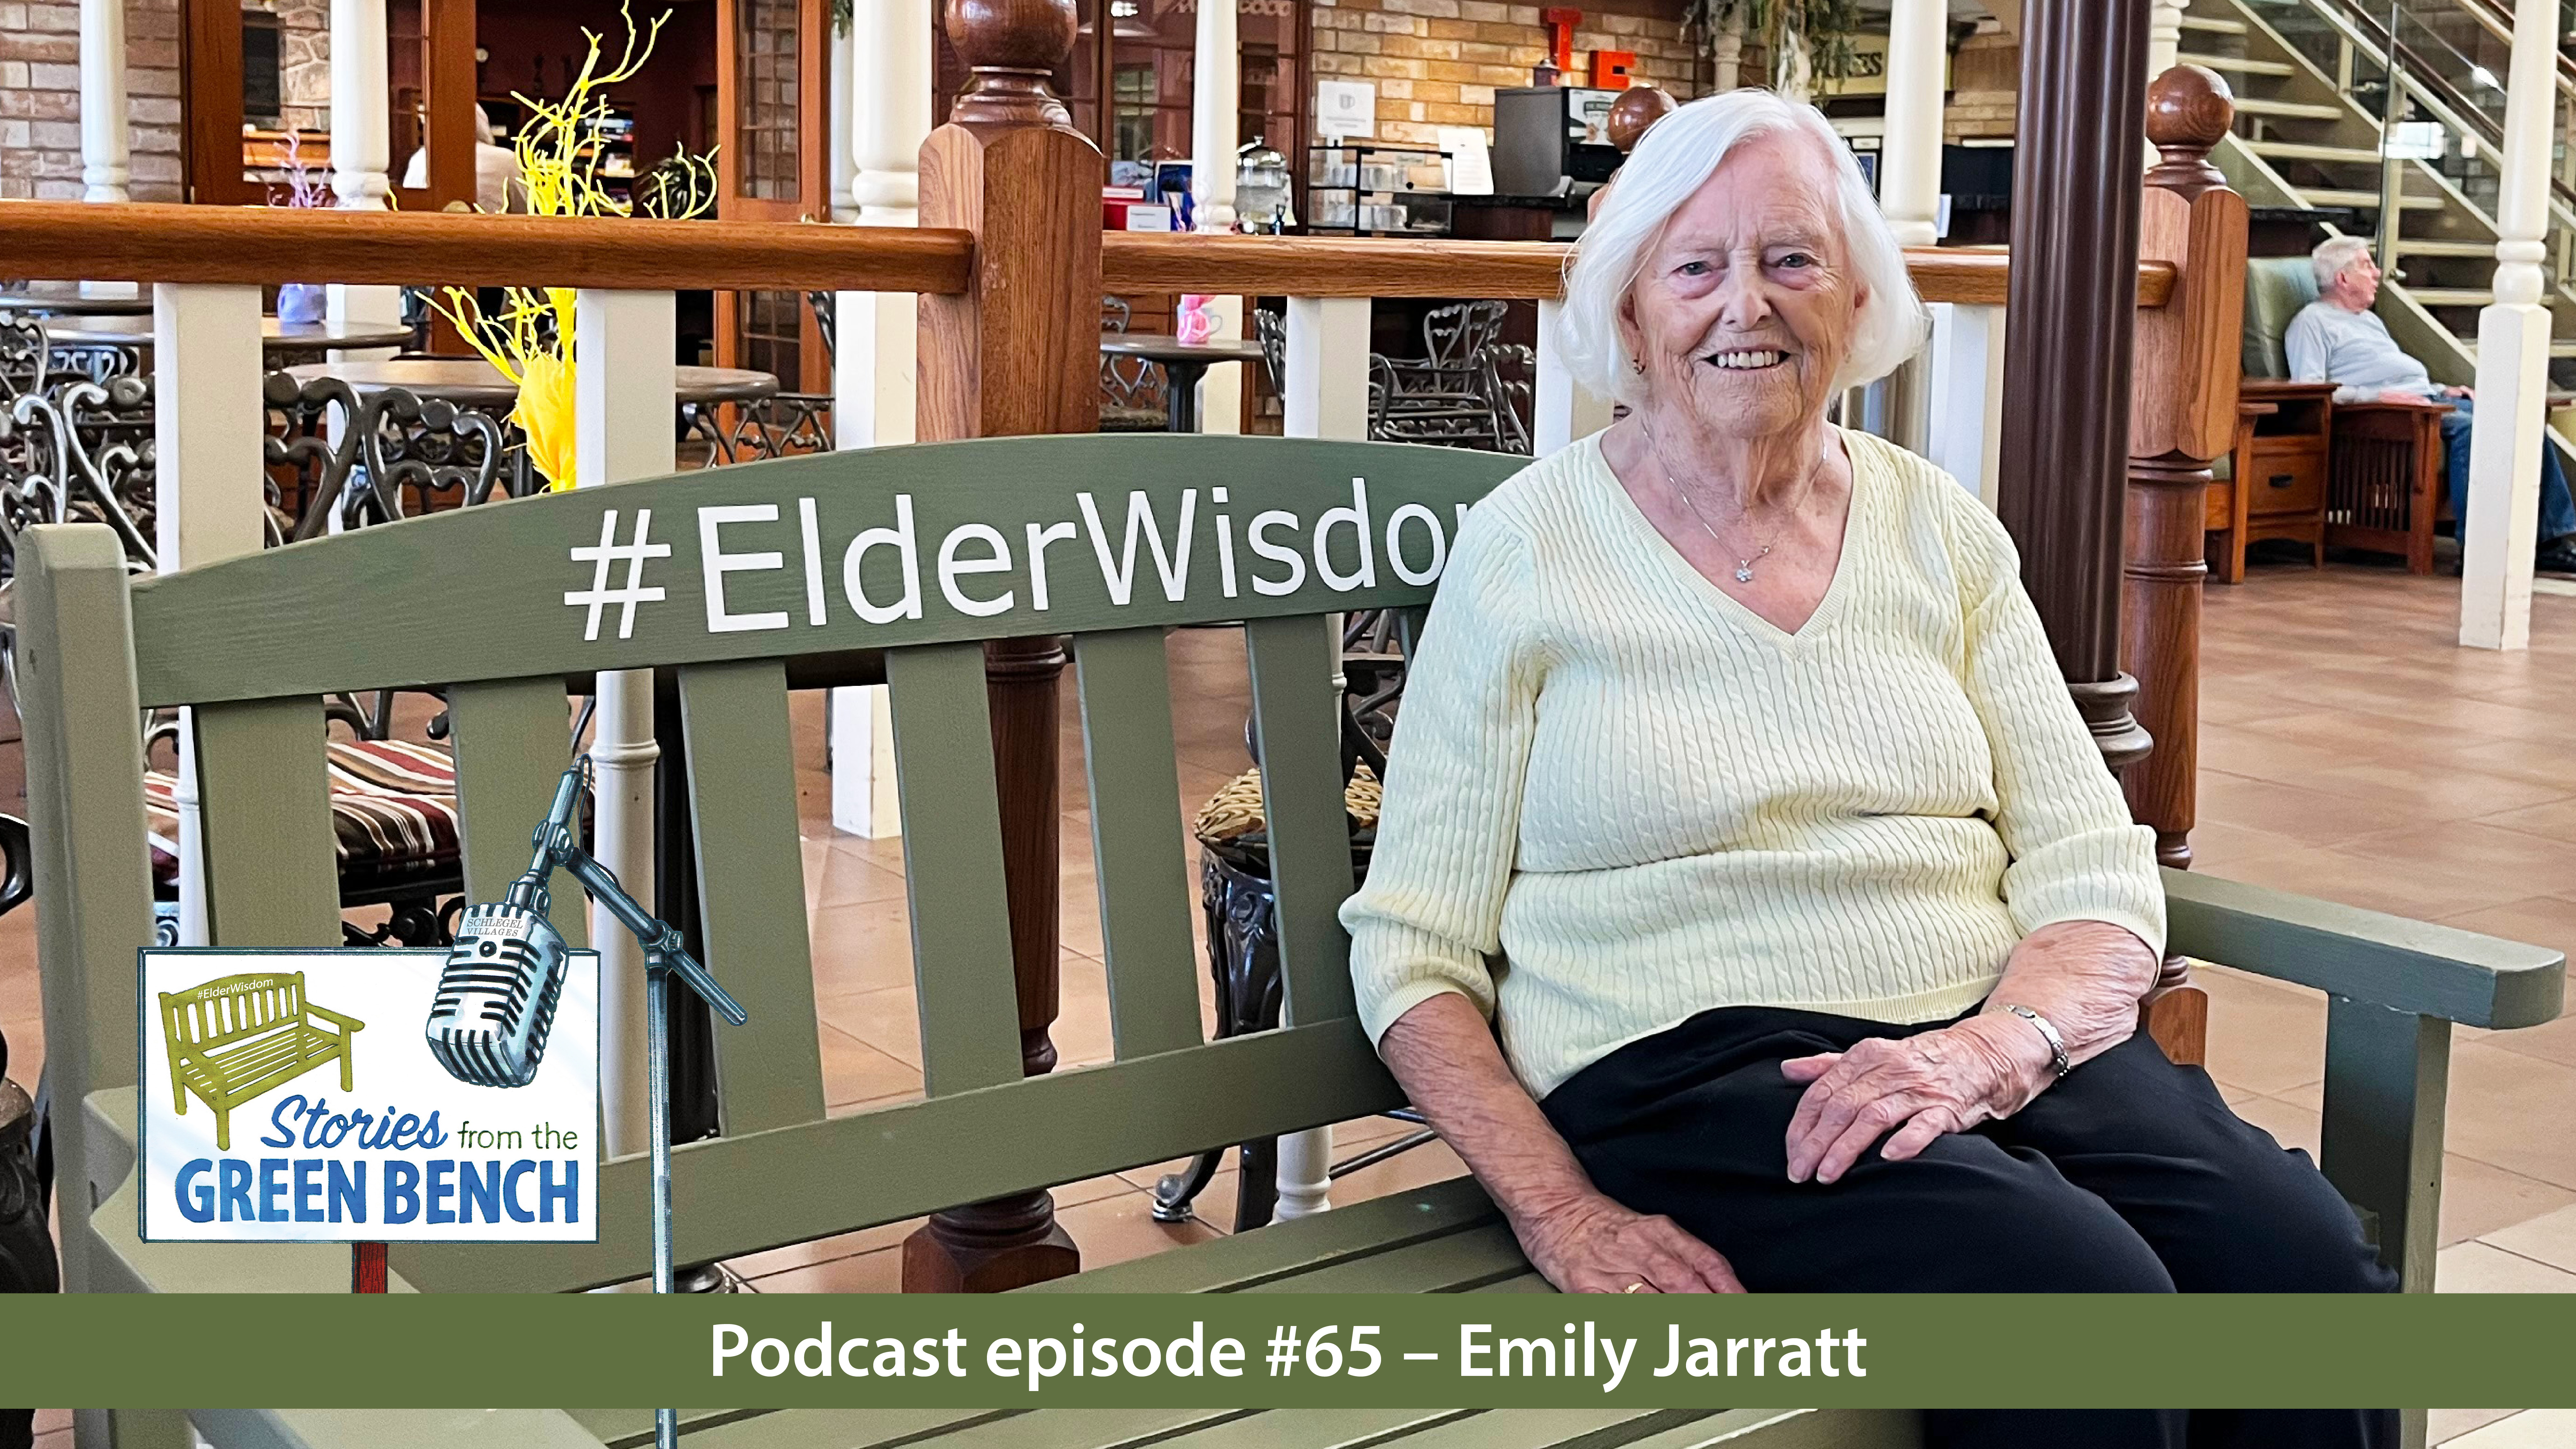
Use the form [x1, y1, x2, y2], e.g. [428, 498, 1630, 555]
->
[140, 948, 600, 1243]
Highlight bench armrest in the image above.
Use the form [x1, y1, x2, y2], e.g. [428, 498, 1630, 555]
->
[2164, 867, 2564, 1028]
[304, 1002, 364, 1033]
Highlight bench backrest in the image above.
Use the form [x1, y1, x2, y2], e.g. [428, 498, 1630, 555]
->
[19, 432, 1521, 1291]
[160, 971, 305, 1055]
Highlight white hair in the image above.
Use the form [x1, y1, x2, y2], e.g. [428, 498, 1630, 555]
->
[1554, 89, 1928, 407]
[2311, 235, 2372, 291]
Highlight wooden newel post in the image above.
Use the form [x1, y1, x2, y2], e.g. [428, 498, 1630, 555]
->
[901, 0, 1100, 1293]
[1997, 0, 2154, 769]
[2125, 65, 2245, 1064]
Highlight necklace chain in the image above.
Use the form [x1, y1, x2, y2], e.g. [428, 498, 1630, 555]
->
[1640, 419, 1792, 584]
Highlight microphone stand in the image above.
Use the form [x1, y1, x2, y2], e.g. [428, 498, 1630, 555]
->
[511, 759, 747, 1449]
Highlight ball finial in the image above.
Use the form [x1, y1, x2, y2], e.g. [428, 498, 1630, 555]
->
[2145, 64, 2234, 196]
[1606, 86, 1677, 153]
[945, 0, 1078, 128]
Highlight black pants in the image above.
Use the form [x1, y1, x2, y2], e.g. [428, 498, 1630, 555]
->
[1540, 1005, 2398, 1449]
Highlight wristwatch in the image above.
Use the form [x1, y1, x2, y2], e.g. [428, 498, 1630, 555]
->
[1998, 1004, 2071, 1080]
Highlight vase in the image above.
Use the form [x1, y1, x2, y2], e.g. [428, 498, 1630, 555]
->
[277, 282, 327, 324]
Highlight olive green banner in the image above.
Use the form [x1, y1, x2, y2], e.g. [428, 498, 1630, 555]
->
[6, 1294, 2576, 1407]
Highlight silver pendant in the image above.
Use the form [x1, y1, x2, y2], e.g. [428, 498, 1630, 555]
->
[1734, 564, 1756, 583]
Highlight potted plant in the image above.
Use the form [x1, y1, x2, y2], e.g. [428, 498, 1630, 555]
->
[1684, 0, 1866, 99]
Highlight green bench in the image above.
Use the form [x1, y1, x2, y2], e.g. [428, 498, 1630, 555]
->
[157, 971, 364, 1152]
[17, 434, 2563, 1449]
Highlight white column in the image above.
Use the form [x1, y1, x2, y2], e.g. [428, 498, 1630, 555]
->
[327, 0, 405, 335]
[1709, 13, 1746, 92]
[830, 0, 933, 840]
[827, 17, 857, 223]
[155, 285, 269, 949]
[78, 0, 130, 204]
[1924, 302, 2008, 509]
[576, 289, 677, 1155]
[2457, 0, 2561, 651]
[1533, 298, 1618, 454]
[1271, 295, 1373, 1222]
[1876, 0, 1948, 452]
[2146, 0, 2186, 80]
[1190, 0, 1245, 435]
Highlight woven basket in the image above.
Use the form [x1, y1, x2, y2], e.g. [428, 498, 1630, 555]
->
[1193, 762, 1382, 848]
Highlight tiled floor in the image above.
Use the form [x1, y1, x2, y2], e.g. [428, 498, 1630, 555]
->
[8, 563, 2576, 1445]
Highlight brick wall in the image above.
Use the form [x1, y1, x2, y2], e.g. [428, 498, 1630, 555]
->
[1943, 29, 2016, 143]
[1309, 0, 1705, 151]
[0, 0, 184, 202]
[277, 0, 329, 136]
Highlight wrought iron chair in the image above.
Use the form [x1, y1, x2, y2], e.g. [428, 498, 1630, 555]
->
[703, 291, 840, 463]
[1099, 295, 1172, 432]
[1368, 301, 1513, 450]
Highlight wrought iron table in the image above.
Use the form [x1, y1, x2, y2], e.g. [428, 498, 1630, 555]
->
[1096, 332, 1264, 433]
[43, 315, 414, 374]
[0, 286, 153, 317]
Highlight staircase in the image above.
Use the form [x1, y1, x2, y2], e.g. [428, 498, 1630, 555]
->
[2179, 0, 2575, 458]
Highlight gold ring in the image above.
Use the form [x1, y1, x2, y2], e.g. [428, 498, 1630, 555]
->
[1623, 1281, 1649, 1293]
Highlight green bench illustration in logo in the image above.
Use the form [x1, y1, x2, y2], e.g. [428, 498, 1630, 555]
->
[159, 971, 365, 1151]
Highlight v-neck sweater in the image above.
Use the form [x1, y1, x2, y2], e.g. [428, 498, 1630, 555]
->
[1341, 429, 2166, 1100]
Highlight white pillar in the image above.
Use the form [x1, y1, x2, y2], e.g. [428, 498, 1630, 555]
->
[328, 0, 392, 209]
[828, 17, 857, 223]
[154, 285, 269, 949]
[1270, 294, 1373, 1221]
[78, 0, 130, 204]
[1879, 0, 1946, 250]
[1924, 302, 2008, 509]
[1534, 298, 1618, 454]
[2457, 0, 2561, 652]
[576, 289, 677, 1155]
[2146, 0, 2186, 80]
[327, 0, 404, 334]
[830, 0, 933, 840]
[1709, 13, 1746, 92]
[1189, 0, 1245, 435]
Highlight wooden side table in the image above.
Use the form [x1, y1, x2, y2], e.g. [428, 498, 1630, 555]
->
[2210, 380, 2334, 583]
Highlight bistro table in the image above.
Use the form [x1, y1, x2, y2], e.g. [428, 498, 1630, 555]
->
[1098, 332, 1267, 434]
[0, 286, 154, 317]
[44, 314, 415, 367]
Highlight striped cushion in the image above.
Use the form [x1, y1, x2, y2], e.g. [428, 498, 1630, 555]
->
[145, 739, 461, 889]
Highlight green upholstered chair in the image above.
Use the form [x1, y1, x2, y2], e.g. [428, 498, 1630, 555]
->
[2238, 254, 2448, 577]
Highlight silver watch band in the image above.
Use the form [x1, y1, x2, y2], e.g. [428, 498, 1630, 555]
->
[1999, 1004, 2071, 1079]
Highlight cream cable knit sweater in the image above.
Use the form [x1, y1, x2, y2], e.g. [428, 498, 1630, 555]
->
[1341, 429, 2166, 1100]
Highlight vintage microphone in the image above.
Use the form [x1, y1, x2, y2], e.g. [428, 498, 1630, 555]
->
[424, 756, 746, 1449]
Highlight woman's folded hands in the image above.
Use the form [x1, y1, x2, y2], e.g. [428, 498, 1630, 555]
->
[1779, 1015, 2059, 1185]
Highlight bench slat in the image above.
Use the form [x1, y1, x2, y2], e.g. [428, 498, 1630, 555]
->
[1242, 615, 1357, 1025]
[447, 678, 588, 948]
[1072, 628, 1204, 1060]
[194, 697, 341, 946]
[389, 1018, 1400, 1292]
[1238, 1218, 1524, 1294]
[1149, 1411, 1478, 1446]
[886, 642, 1027, 1096]
[15, 529, 159, 1293]
[680, 660, 829, 1134]
[692, 1410, 1241, 1449]
[1021, 1173, 1498, 1294]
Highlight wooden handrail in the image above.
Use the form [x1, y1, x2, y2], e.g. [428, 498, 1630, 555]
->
[0, 200, 2174, 308]
[1102, 233, 2172, 308]
[0, 202, 978, 294]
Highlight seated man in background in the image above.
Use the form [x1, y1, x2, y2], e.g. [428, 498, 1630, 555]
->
[2288, 235, 2576, 573]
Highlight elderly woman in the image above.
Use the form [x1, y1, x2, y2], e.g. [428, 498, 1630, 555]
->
[1341, 91, 2393, 1449]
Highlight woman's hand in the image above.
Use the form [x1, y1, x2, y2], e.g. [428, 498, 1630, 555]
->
[1779, 1016, 2055, 1185]
[1510, 1189, 1746, 1294]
